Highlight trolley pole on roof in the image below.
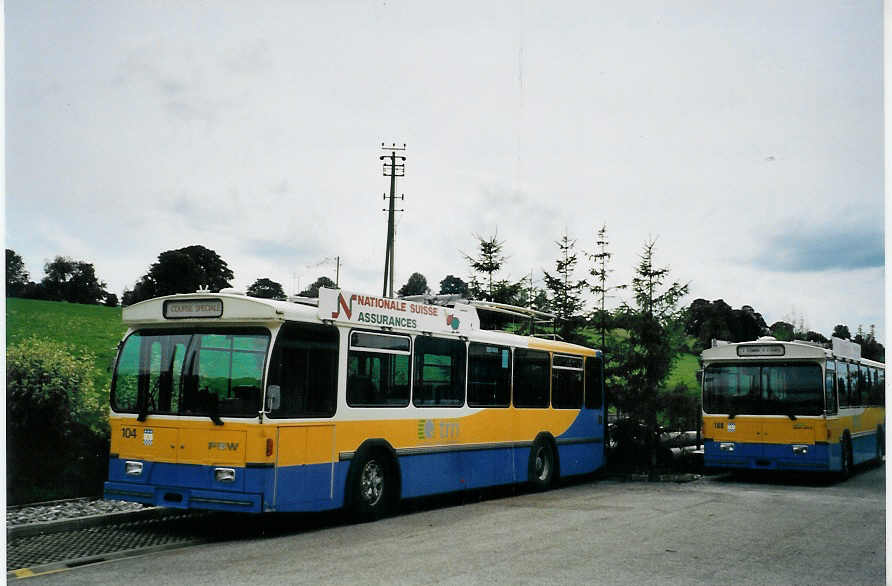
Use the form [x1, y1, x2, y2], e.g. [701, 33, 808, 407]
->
[380, 143, 406, 298]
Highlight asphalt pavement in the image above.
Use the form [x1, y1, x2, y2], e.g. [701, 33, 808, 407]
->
[28, 463, 885, 585]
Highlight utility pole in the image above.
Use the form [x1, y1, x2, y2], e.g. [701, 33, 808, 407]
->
[380, 143, 406, 297]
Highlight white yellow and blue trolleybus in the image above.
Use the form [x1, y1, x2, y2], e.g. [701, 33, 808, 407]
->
[104, 288, 606, 517]
[701, 337, 884, 475]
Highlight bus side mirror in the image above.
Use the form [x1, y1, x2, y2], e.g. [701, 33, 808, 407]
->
[696, 370, 703, 384]
[266, 385, 281, 411]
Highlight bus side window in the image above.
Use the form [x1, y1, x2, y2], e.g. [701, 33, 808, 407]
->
[467, 343, 510, 407]
[552, 354, 584, 409]
[412, 337, 466, 407]
[849, 363, 858, 406]
[346, 331, 410, 407]
[858, 364, 869, 407]
[267, 323, 339, 418]
[824, 360, 837, 415]
[869, 367, 880, 406]
[837, 364, 849, 407]
[584, 356, 604, 410]
[513, 349, 550, 408]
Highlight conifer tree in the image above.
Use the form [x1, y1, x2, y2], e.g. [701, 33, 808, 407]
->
[542, 232, 587, 340]
[587, 224, 626, 348]
[614, 238, 688, 475]
[463, 232, 506, 301]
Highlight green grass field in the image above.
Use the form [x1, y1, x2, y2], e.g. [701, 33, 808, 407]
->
[6, 298, 128, 393]
[666, 351, 699, 391]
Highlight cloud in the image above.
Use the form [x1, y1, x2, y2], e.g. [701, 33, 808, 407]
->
[753, 226, 883, 272]
[244, 239, 326, 264]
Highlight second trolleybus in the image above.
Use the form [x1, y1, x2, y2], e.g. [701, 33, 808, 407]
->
[701, 337, 884, 475]
[104, 288, 606, 517]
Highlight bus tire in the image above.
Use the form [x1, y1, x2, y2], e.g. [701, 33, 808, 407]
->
[839, 434, 853, 480]
[350, 450, 394, 521]
[529, 437, 555, 491]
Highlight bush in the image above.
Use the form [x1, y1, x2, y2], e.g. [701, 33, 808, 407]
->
[7, 337, 109, 503]
[658, 383, 700, 432]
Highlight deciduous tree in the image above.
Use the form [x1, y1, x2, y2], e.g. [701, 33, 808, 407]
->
[439, 275, 469, 297]
[398, 272, 430, 297]
[6, 249, 29, 297]
[832, 324, 851, 340]
[298, 276, 336, 298]
[123, 245, 234, 305]
[247, 278, 286, 300]
[41, 256, 108, 304]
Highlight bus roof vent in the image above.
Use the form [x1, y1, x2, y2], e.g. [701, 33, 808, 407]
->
[219, 288, 245, 295]
[757, 336, 777, 341]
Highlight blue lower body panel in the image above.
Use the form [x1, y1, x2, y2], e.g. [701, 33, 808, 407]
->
[703, 439, 831, 471]
[105, 433, 606, 513]
[104, 458, 272, 513]
[397, 440, 604, 499]
[851, 431, 881, 466]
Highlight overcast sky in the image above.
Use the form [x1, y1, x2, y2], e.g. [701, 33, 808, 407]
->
[6, 1, 885, 342]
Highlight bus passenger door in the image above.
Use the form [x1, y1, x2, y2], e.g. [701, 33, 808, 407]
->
[274, 425, 335, 510]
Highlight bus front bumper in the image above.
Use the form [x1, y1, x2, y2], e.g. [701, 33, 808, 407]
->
[703, 439, 830, 471]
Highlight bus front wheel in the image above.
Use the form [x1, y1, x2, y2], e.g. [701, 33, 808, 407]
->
[350, 451, 393, 521]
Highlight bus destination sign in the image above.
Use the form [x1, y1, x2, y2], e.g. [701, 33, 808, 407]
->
[737, 344, 785, 357]
[163, 299, 224, 319]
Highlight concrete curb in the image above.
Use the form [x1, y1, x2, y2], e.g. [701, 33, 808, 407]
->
[7, 506, 173, 539]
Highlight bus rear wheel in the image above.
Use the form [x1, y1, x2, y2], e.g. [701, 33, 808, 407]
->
[839, 436, 853, 480]
[529, 438, 555, 491]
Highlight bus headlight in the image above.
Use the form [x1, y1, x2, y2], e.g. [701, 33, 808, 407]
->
[215, 468, 236, 483]
[125, 461, 144, 476]
[792, 445, 808, 455]
[719, 443, 735, 452]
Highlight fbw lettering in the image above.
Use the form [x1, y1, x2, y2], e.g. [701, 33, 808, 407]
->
[208, 442, 239, 451]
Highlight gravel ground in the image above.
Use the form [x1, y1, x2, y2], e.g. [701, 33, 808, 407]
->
[7, 498, 148, 527]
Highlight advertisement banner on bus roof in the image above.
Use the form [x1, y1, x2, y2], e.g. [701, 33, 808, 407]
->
[317, 288, 477, 334]
[832, 336, 861, 360]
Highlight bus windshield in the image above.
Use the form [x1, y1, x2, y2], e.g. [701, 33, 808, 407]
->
[111, 329, 270, 419]
[703, 362, 824, 416]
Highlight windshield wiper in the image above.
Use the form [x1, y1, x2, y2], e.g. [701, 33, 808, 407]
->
[137, 380, 157, 422]
[205, 391, 223, 426]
